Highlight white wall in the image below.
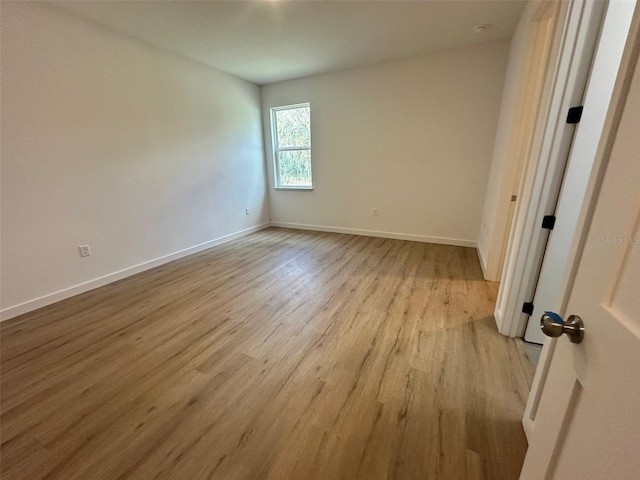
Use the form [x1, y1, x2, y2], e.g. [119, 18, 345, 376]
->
[0, 2, 269, 318]
[261, 41, 509, 247]
[477, 2, 538, 280]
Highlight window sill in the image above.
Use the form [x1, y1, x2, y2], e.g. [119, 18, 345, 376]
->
[274, 187, 314, 191]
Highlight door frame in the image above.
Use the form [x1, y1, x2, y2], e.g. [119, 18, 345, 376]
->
[523, 0, 636, 346]
[482, 0, 565, 284]
[494, 0, 607, 338]
[521, 5, 640, 473]
[522, 0, 639, 440]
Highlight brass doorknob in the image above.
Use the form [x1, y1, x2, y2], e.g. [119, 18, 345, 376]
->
[540, 311, 585, 344]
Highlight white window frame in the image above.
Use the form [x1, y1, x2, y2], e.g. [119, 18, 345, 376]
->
[270, 103, 312, 190]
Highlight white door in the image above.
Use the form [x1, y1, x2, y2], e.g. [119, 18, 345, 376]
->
[520, 9, 640, 478]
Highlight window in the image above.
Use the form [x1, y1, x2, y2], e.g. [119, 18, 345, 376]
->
[271, 103, 312, 189]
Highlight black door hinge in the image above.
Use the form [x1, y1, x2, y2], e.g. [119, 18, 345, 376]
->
[522, 302, 534, 315]
[566, 106, 583, 124]
[542, 215, 556, 230]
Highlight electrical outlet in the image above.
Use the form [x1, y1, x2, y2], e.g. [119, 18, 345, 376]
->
[372, 208, 379, 216]
[79, 245, 91, 257]
[245, 207, 250, 215]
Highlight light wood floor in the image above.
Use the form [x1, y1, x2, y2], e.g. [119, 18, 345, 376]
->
[1, 228, 532, 480]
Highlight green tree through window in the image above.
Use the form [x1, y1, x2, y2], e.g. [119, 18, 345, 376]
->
[271, 104, 312, 188]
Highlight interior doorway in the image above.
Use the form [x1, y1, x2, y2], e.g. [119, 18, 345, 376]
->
[494, 1, 564, 287]
[489, 0, 637, 439]
[493, 0, 608, 343]
[521, 0, 637, 439]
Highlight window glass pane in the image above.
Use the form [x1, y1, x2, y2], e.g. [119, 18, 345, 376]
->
[278, 150, 312, 186]
[276, 106, 310, 148]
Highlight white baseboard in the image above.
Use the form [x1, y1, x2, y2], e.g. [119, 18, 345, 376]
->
[523, 415, 534, 442]
[477, 245, 489, 279]
[494, 306, 507, 335]
[270, 222, 477, 248]
[0, 222, 271, 322]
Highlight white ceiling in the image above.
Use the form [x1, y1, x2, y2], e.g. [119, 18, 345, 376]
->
[54, 1, 526, 85]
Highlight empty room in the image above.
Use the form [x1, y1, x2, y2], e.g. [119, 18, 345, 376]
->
[2, 1, 639, 479]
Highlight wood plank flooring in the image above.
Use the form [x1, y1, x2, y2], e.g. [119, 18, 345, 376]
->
[0, 227, 532, 480]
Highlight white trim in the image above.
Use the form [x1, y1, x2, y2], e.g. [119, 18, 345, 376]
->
[277, 146, 311, 152]
[523, 415, 534, 441]
[495, 0, 606, 338]
[270, 102, 310, 112]
[270, 222, 477, 248]
[494, 307, 504, 331]
[0, 222, 271, 322]
[522, 0, 635, 344]
[523, 336, 557, 442]
[477, 245, 489, 279]
[522, 0, 639, 442]
[270, 102, 312, 189]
